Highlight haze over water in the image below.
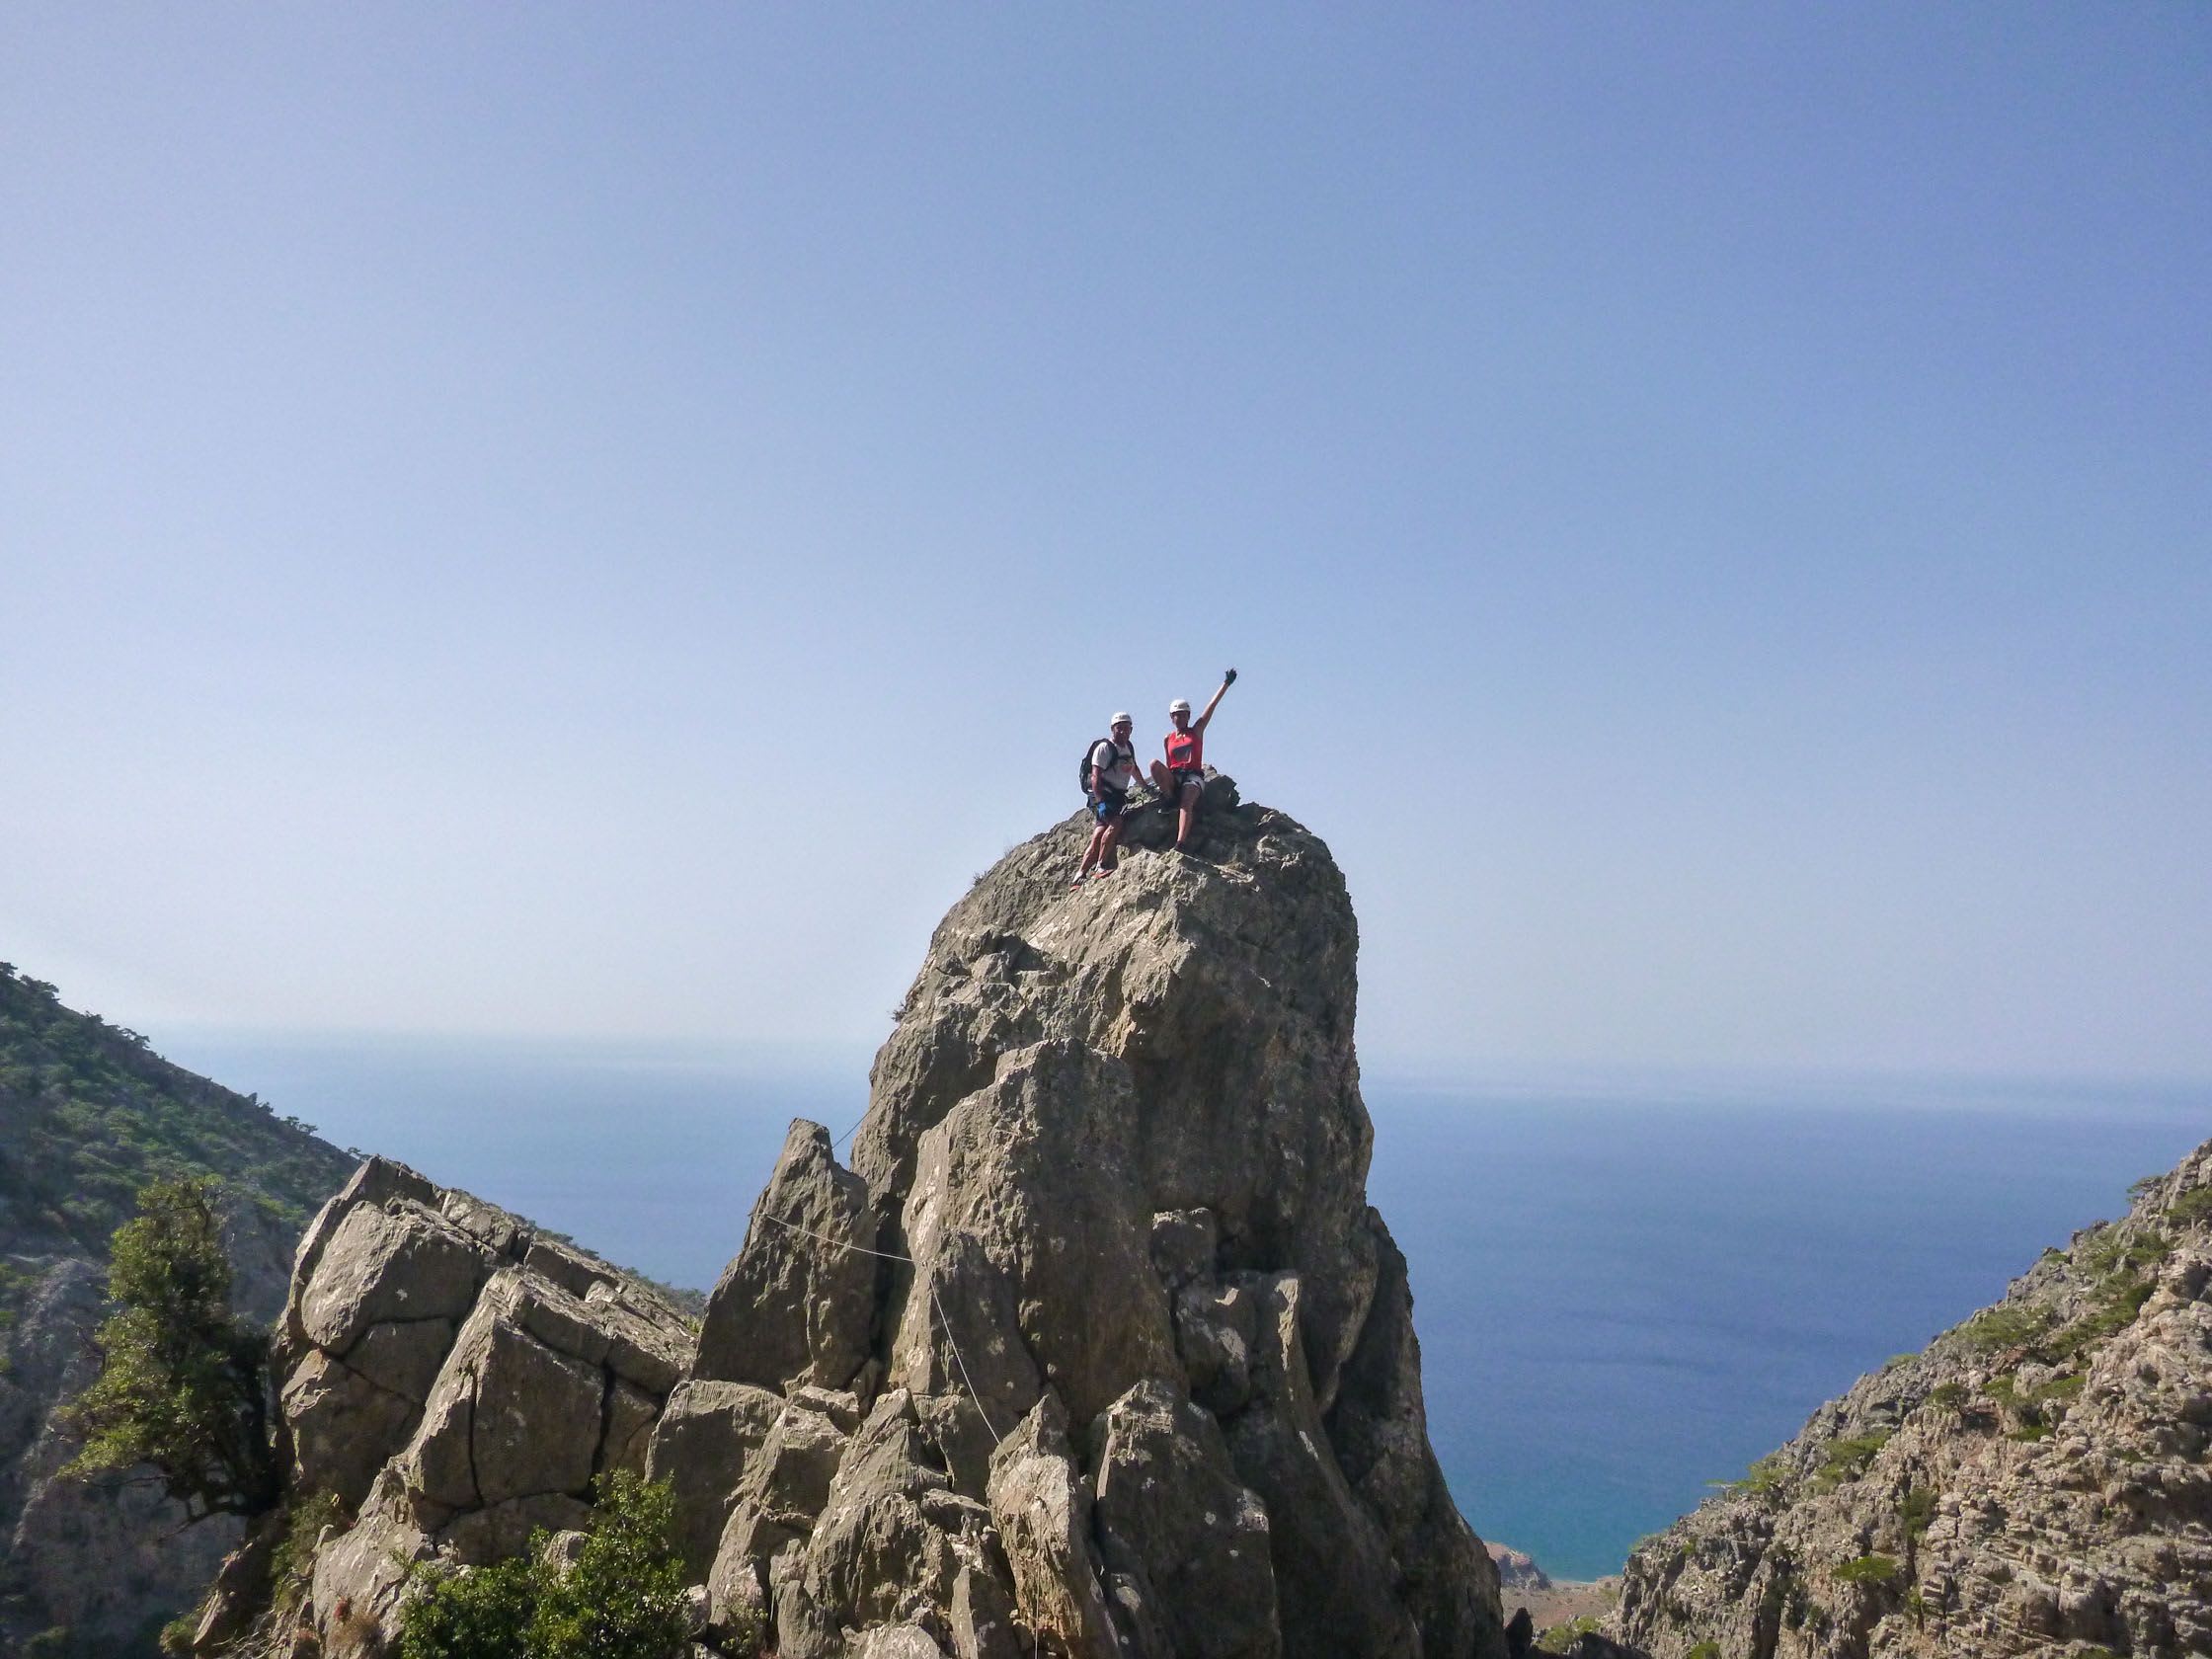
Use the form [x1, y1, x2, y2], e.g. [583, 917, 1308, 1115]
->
[169, 1031, 2208, 1583]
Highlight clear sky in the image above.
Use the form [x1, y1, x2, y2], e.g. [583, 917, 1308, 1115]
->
[4, 5, 2207, 1079]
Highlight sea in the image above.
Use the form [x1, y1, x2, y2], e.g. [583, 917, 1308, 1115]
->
[167, 1032, 2211, 1584]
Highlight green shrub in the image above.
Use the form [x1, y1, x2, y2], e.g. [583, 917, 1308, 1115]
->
[1535, 1614, 1600, 1653]
[2076, 1224, 2168, 1278]
[1958, 1303, 2052, 1353]
[1810, 1431, 1890, 1490]
[1833, 1553, 1902, 1587]
[525, 1473, 689, 1659]
[2049, 1275, 2157, 1362]
[159, 1613, 198, 1655]
[398, 1557, 535, 1659]
[2169, 1188, 2212, 1227]
[1686, 1643, 1721, 1659]
[1897, 1484, 1937, 1539]
[1922, 1382, 1966, 1416]
[396, 1473, 691, 1659]
[1713, 1453, 1790, 1497]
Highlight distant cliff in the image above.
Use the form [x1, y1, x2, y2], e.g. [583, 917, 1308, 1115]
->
[1607, 1137, 2212, 1659]
[0, 966, 355, 1656]
[265, 775, 1507, 1659]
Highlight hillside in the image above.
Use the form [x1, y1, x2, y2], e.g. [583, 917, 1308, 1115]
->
[0, 965, 356, 1657]
[1607, 1136, 2212, 1659]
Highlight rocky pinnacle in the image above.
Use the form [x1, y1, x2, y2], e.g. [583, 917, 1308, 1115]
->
[272, 777, 1506, 1659]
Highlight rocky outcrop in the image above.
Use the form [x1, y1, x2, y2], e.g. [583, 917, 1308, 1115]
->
[267, 1156, 698, 1639]
[1606, 1138, 2212, 1659]
[278, 779, 1503, 1659]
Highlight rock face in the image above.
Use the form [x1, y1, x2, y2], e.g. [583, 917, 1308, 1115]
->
[271, 1157, 698, 1640]
[281, 779, 1503, 1659]
[1606, 1137, 2212, 1659]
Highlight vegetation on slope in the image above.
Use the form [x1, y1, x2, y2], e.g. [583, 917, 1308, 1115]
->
[0, 966, 354, 1258]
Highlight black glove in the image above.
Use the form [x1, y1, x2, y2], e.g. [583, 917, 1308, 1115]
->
[1224, 667, 1238, 686]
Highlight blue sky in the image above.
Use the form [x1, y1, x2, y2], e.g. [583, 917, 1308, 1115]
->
[4, 5, 2207, 1076]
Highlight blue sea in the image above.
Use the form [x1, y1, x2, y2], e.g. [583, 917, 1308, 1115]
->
[169, 1033, 2209, 1583]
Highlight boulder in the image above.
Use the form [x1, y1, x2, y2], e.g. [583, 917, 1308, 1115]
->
[643, 1379, 785, 1577]
[281, 1347, 423, 1506]
[1223, 1274, 1418, 1659]
[1090, 1379, 1278, 1659]
[297, 1198, 488, 1355]
[985, 1394, 1123, 1659]
[693, 1120, 879, 1393]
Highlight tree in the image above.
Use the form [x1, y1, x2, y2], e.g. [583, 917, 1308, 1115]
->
[62, 1177, 280, 1520]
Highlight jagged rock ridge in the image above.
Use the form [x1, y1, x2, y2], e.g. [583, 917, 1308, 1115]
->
[280, 779, 1505, 1659]
[270, 1156, 697, 1646]
[1604, 1137, 2212, 1659]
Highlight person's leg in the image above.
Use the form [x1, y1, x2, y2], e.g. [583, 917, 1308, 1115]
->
[1149, 759, 1173, 797]
[1098, 814, 1128, 872]
[1074, 821, 1106, 884]
[1176, 778, 1212, 849]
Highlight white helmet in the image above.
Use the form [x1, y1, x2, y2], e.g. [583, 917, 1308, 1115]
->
[1110, 711, 1133, 728]
[1168, 698, 1192, 716]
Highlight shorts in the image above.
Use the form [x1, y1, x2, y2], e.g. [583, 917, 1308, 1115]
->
[1167, 767, 1205, 798]
[1091, 794, 1129, 825]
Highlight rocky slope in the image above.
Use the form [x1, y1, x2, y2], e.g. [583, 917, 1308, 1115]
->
[1606, 1138, 2212, 1659]
[277, 777, 1507, 1659]
[0, 966, 356, 1656]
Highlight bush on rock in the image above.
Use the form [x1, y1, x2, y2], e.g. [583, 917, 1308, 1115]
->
[397, 1473, 694, 1659]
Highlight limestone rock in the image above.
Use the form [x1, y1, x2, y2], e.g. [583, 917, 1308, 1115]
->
[261, 790, 1500, 1659]
[1224, 1272, 1419, 1659]
[986, 1394, 1123, 1659]
[892, 1040, 1177, 1426]
[669, 790, 1497, 1658]
[265, 1159, 697, 1653]
[693, 1120, 879, 1394]
[281, 1346, 422, 1506]
[644, 1380, 785, 1576]
[297, 1198, 488, 1355]
[1090, 1379, 1277, 1659]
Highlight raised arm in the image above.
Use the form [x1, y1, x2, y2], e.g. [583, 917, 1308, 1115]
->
[1193, 668, 1236, 733]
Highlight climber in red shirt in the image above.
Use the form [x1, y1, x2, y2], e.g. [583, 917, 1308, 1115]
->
[1149, 669, 1235, 850]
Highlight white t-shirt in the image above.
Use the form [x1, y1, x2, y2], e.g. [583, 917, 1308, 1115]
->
[1089, 739, 1138, 794]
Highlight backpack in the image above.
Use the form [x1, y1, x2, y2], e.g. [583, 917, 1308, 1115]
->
[1077, 739, 1126, 798]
